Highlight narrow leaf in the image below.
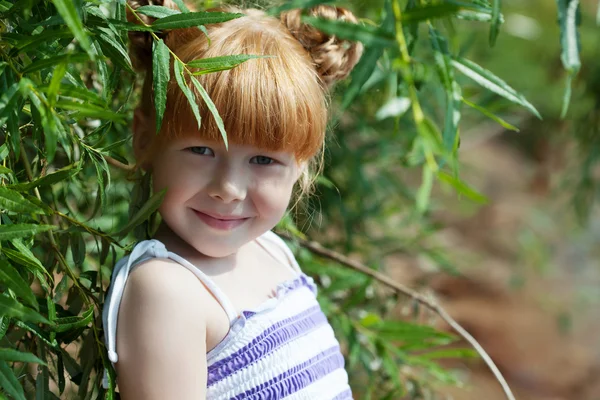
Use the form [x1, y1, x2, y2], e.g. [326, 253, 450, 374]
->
[3, 247, 51, 281]
[136, 5, 180, 19]
[96, 31, 133, 73]
[557, 0, 581, 117]
[22, 54, 89, 74]
[0, 187, 46, 214]
[173, 61, 201, 128]
[188, 54, 267, 74]
[302, 16, 395, 47]
[52, 0, 95, 60]
[153, 39, 170, 133]
[489, 0, 501, 45]
[438, 171, 488, 203]
[462, 97, 519, 131]
[152, 11, 243, 30]
[55, 99, 125, 121]
[0, 349, 46, 365]
[267, 0, 335, 15]
[172, 0, 190, 13]
[0, 224, 55, 241]
[190, 75, 228, 148]
[0, 360, 26, 400]
[116, 189, 166, 238]
[9, 162, 81, 192]
[451, 57, 541, 119]
[51, 306, 94, 333]
[0, 260, 38, 310]
[0, 295, 49, 324]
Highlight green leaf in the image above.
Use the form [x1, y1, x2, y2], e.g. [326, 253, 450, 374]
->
[0, 260, 37, 310]
[0, 224, 55, 241]
[47, 63, 66, 107]
[96, 31, 133, 73]
[40, 84, 105, 106]
[22, 54, 89, 74]
[190, 75, 228, 148]
[52, 0, 95, 60]
[401, 3, 462, 22]
[2, 247, 51, 281]
[152, 11, 243, 30]
[0, 360, 25, 400]
[0, 83, 21, 127]
[0, 295, 49, 324]
[70, 232, 85, 268]
[0, 166, 11, 175]
[188, 54, 268, 74]
[0, 348, 46, 365]
[26, 87, 58, 163]
[0, 187, 46, 214]
[153, 39, 170, 133]
[451, 57, 541, 119]
[557, 0, 581, 117]
[416, 165, 434, 214]
[0, 0, 13, 12]
[171, 0, 190, 13]
[173, 61, 201, 129]
[438, 171, 488, 204]
[116, 189, 166, 238]
[55, 99, 125, 121]
[136, 5, 180, 19]
[302, 16, 395, 48]
[10, 162, 81, 192]
[489, 0, 502, 45]
[51, 306, 94, 333]
[267, 0, 335, 15]
[375, 97, 411, 120]
[462, 97, 519, 131]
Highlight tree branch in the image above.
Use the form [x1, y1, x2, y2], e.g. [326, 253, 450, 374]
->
[277, 231, 516, 400]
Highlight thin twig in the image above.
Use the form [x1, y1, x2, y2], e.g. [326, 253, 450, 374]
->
[103, 154, 135, 172]
[278, 231, 516, 400]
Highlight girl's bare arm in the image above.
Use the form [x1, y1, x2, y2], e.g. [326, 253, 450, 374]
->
[115, 260, 208, 399]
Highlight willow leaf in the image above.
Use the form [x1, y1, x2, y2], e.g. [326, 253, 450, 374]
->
[52, 0, 94, 60]
[0, 224, 55, 241]
[51, 306, 94, 333]
[10, 162, 81, 191]
[267, 0, 335, 15]
[0, 260, 37, 310]
[302, 16, 395, 47]
[438, 171, 488, 204]
[0, 295, 49, 324]
[489, 0, 501, 45]
[557, 0, 581, 117]
[22, 54, 89, 74]
[152, 11, 242, 30]
[174, 61, 201, 128]
[172, 0, 190, 12]
[0, 348, 45, 365]
[0, 187, 46, 214]
[451, 57, 541, 119]
[153, 39, 170, 133]
[462, 97, 519, 131]
[0, 360, 25, 400]
[116, 189, 166, 238]
[190, 75, 227, 148]
[188, 54, 267, 74]
[136, 5, 180, 19]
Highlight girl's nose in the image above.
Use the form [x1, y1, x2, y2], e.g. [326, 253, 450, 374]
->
[208, 168, 247, 203]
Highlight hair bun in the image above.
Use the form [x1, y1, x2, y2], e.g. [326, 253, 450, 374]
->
[127, 0, 195, 71]
[281, 6, 364, 88]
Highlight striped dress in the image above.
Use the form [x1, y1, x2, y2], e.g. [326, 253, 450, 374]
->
[102, 231, 353, 399]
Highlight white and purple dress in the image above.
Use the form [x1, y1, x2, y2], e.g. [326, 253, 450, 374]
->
[102, 231, 353, 399]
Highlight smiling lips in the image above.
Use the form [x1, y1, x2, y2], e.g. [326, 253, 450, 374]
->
[193, 210, 250, 230]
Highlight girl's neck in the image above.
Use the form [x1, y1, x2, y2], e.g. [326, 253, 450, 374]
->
[152, 222, 239, 268]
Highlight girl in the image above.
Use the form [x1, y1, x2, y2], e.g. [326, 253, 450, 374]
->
[102, 1, 363, 398]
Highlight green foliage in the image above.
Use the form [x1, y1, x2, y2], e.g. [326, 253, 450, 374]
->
[0, 0, 596, 398]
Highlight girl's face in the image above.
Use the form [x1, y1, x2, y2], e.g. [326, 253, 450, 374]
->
[149, 137, 302, 258]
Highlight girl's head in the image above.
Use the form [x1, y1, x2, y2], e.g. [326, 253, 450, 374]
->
[128, 0, 362, 256]
[130, 0, 362, 170]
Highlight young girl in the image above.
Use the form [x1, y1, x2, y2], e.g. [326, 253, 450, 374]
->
[102, 1, 363, 398]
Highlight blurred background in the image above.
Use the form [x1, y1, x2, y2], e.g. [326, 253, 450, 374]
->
[303, 0, 600, 398]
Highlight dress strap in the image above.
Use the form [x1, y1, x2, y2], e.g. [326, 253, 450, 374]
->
[102, 240, 238, 365]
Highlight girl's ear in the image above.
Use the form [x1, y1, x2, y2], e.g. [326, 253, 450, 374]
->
[132, 109, 153, 170]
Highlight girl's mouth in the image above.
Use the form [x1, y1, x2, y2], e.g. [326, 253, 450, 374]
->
[193, 210, 250, 230]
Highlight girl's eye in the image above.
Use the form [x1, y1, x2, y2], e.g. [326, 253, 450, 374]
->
[187, 146, 214, 156]
[250, 155, 275, 165]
